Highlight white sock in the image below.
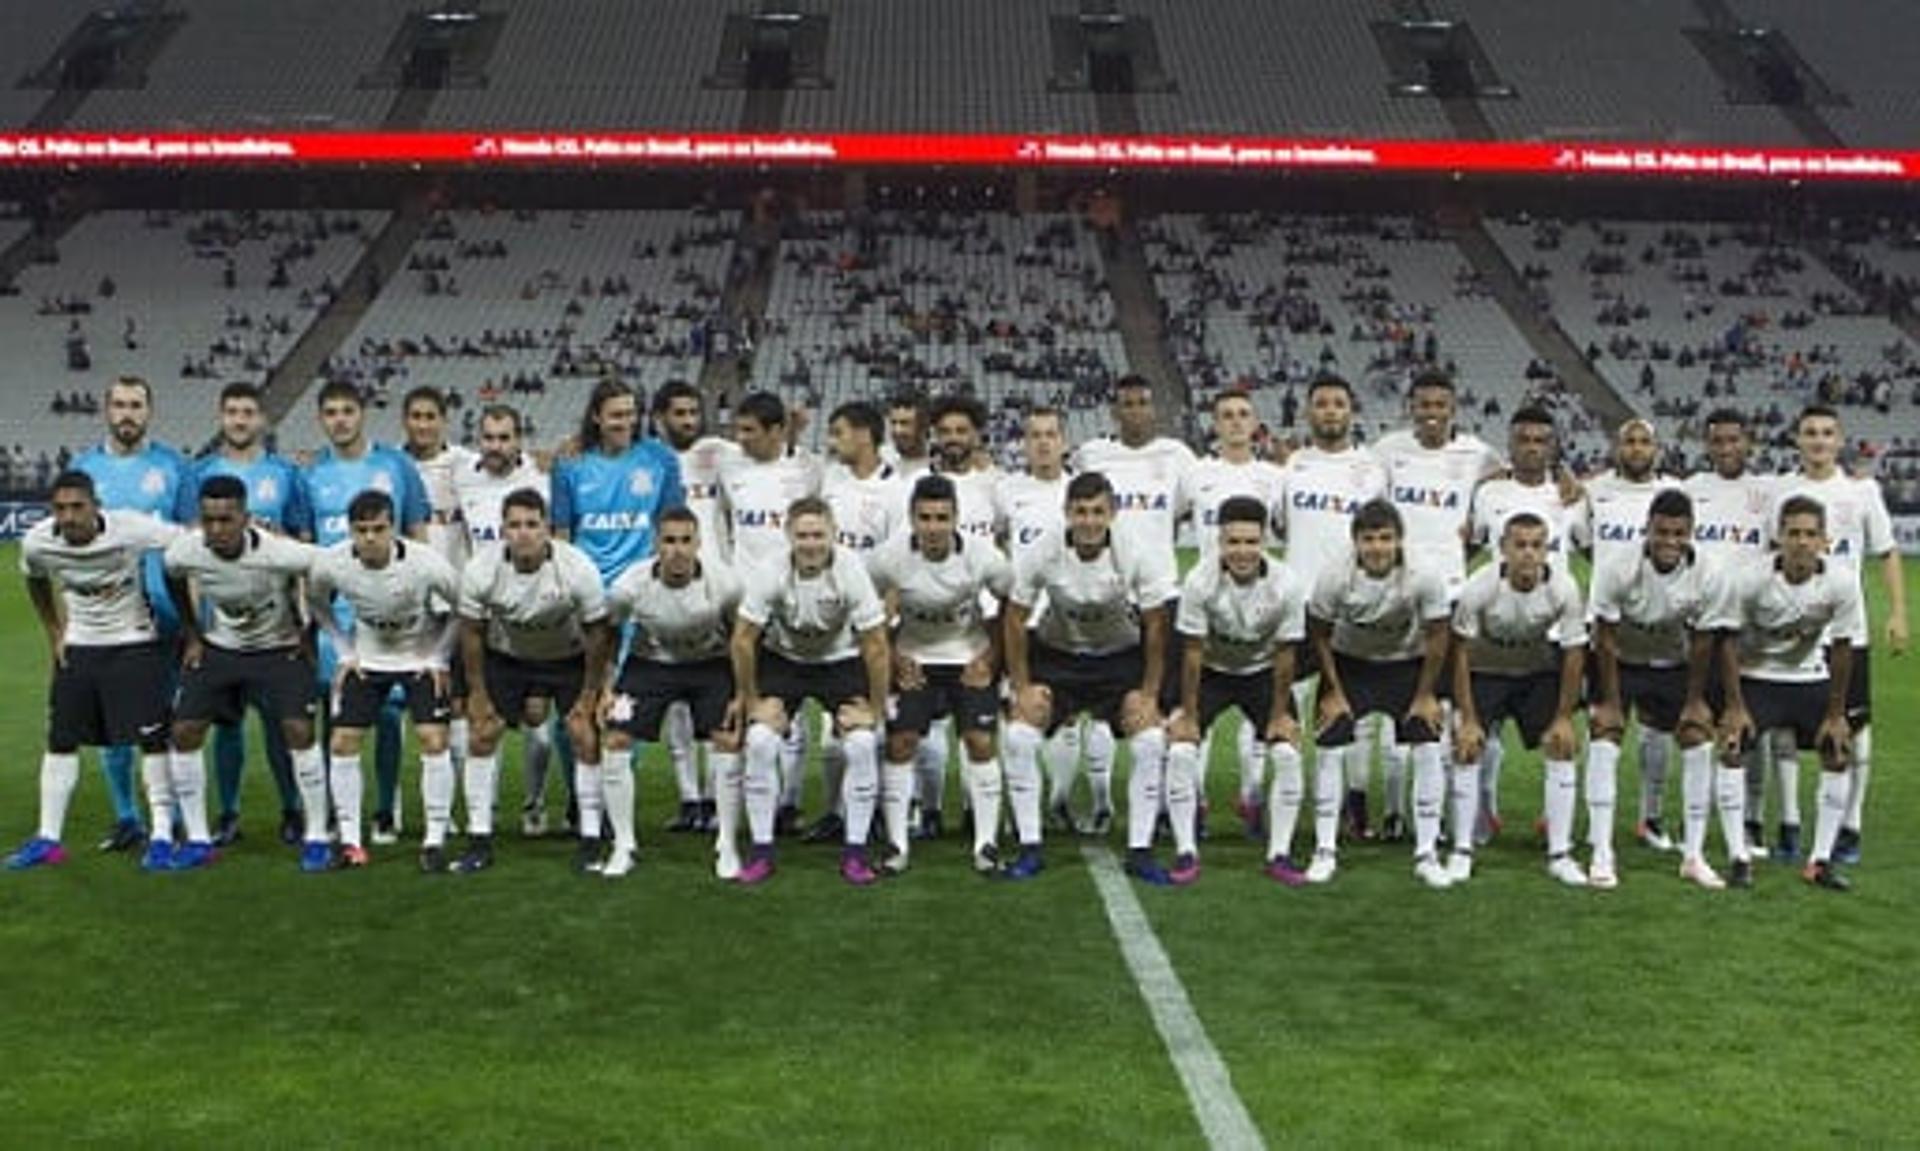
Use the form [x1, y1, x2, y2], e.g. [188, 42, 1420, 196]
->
[840, 729, 879, 846]
[1715, 765, 1750, 864]
[1086, 721, 1116, 813]
[331, 754, 364, 847]
[1586, 739, 1619, 854]
[292, 744, 328, 843]
[1450, 763, 1479, 853]
[38, 752, 80, 842]
[963, 756, 1003, 855]
[1045, 723, 1082, 808]
[1242, 737, 1269, 810]
[712, 751, 743, 858]
[523, 721, 552, 810]
[881, 759, 914, 859]
[449, 717, 470, 769]
[1383, 741, 1409, 820]
[779, 717, 807, 810]
[1844, 727, 1871, 832]
[821, 737, 846, 819]
[573, 760, 604, 840]
[915, 720, 950, 815]
[144, 753, 177, 843]
[1003, 721, 1045, 846]
[1640, 729, 1670, 822]
[1777, 740, 1802, 826]
[666, 702, 700, 803]
[464, 754, 498, 837]
[1681, 742, 1712, 861]
[1166, 740, 1201, 858]
[744, 723, 782, 846]
[171, 750, 211, 843]
[1411, 742, 1444, 859]
[1345, 719, 1374, 791]
[1747, 736, 1770, 826]
[1812, 770, 1849, 864]
[1544, 758, 1576, 857]
[603, 747, 636, 854]
[422, 750, 454, 848]
[1312, 745, 1344, 854]
[1125, 727, 1167, 850]
[1266, 743, 1303, 861]
[1479, 738, 1504, 819]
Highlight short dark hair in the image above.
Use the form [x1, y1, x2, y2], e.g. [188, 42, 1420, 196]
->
[1502, 511, 1549, 539]
[1217, 495, 1268, 530]
[1408, 369, 1454, 396]
[1307, 375, 1353, 402]
[1350, 497, 1403, 539]
[910, 473, 958, 511]
[657, 505, 698, 530]
[787, 494, 833, 525]
[1511, 405, 1556, 430]
[1797, 404, 1841, 431]
[198, 474, 249, 507]
[501, 487, 547, 519]
[887, 391, 927, 416]
[108, 375, 153, 404]
[403, 387, 447, 415]
[347, 489, 393, 524]
[736, 391, 787, 429]
[479, 404, 523, 435]
[829, 400, 886, 450]
[317, 380, 362, 410]
[1778, 494, 1826, 531]
[1212, 388, 1256, 413]
[1066, 471, 1114, 506]
[1704, 408, 1748, 430]
[218, 381, 262, 408]
[1648, 489, 1694, 522]
[651, 379, 701, 416]
[1116, 374, 1153, 395]
[930, 394, 987, 431]
[51, 469, 97, 500]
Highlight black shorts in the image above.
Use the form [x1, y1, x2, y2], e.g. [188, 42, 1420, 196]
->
[1031, 641, 1144, 735]
[481, 649, 587, 725]
[48, 642, 173, 753]
[759, 649, 869, 718]
[1323, 653, 1444, 746]
[1741, 677, 1843, 754]
[894, 665, 1000, 736]
[1848, 648, 1872, 728]
[175, 644, 314, 727]
[448, 656, 469, 703]
[1469, 671, 1562, 750]
[1194, 666, 1277, 733]
[333, 668, 452, 729]
[610, 656, 733, 742]
[1617, 662, 1686, 734]
[1157, 597, 1183, 712]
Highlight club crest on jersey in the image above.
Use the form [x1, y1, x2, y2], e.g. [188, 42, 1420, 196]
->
[628, 471, 655, 497]
[141, 468, 167, 496]
[256, 476, 279, 504]
[1391, 485, 1459, 510]
[369, 472, 394, 494]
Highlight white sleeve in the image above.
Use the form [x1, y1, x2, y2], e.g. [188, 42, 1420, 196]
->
[1833, 576, 1869, 646]
[128, 512, 185, 552]
[979, 546, 1015, 601]
[1131, 537, 1179, 609]
[1693, 559, 1742, 634]
[1554, 573, 1589, 647]
[1451, 575, 1485, 638]
[1861, 479, 1895, 557]
[1009, 537, 1050, 610]
[737, 569, 775, 627]
[1174, 569, 1209, 638]
[843, 558, 887, 633]
[456, 555, 490, 620]
[1588, 561, 1622, 625]
[571, 554, 610, 625]
[1278, 574, 1308, 644]
[162, 533, 196, 577]
[1417, 568, 1452, 622]
[1306, 565, 1340, 625]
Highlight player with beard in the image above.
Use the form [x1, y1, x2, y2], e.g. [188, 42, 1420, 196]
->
[162, 476, 325, 872]
[883, 392, 933, 481]
[1682, 409, 1780, 851]
[650, 380, 742, 834]
[1720, 495, 1868, 891]
[1305, 500, 1452, 886]
[1004, 472, 1179, 883]
[1450, 514, 1590, 888]
[1772, 405, 1905, 865]
[8, 472, 183, 870]
[1175, 389, 1286, 840]
[184, 381, 314, 846]
[730, 498, 891, 886]
[1588, 490, 1746, 890]
[1367, 371, 1502, 845]
[454, 406, 558, 836]
[73, 376, 191, 854]
[1276, 376, 1389, 838]
[1586, 419, 1687, 854]
[1169, 497, 1307, 886]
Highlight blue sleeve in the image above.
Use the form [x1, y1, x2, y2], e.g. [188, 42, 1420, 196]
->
[394, 453, 430, 532]
[656, 445, 685, 514]
[282, 461, 314, 537]
[173, 459, 204, 523]
[550, 462, 576, 533]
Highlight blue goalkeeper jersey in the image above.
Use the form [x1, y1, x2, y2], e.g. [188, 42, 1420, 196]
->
[182, 451, 314, 536]
[551, 439, 685, 585]
[301, 443, 429, 547]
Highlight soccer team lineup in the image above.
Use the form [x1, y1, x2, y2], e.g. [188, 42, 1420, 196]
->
[14, 367, 1907, 895]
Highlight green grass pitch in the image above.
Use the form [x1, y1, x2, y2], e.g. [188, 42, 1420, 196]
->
[1, 544, 1917, 1147]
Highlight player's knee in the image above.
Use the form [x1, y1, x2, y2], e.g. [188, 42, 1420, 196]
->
[1674, 721, 1711, 750]
[170, 720, 209, 753]
[711, 727, 743, 754]
[418, 727, 450, 755]
[835, 698, 876, 732]
[749, 698, 787, 731]
[281, 719, 316, 751]
[961, 729, 995, 763]
[603, 728, 634, 753]
[330, 729, 362, 758]
[887, 729, 921, 763]
[1590, 718, 1625, 743]
[1543, 727, 1576, 760]
[1119, 690, 1159, 737]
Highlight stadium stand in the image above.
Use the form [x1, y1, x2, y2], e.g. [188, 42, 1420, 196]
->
[0, 1, 80, 127]
[1736, 0, 1920, 148]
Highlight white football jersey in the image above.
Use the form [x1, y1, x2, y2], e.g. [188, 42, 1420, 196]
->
[720, 448, 823, 568]
[1176, 559, 1307, 676]
[1587, 470, 1685, 573]
[822, 462, 907, 556]
[997, 470, 1068, 555]
[940, 464, 1004, 547]
[1371, 429, 1503, 598]
[1277, 445, 1388, 587]
[409, 444, 481, 569]
[1772, 472, 1894, 584]
[457, 539, 609, 663]
[1309, 560, 1452, 663]
[1452, 564, 1589, 677]
[880, 443, 933, 483]
[1072, 436, 1197, 553]
[164, 528, 317, 651]
[21, 512, 182, 647]
[677, 435, 741, 567]
[739, 546, 888, 664]
[1683, 470, 1775, 573]
[869, 535, 1014, 665]
[1012, 528, 1179, 656]
[1730, 561, 1868, 683]
[608, 561, 743, 665]
[1589, 549, 1737, 669]
[454, 455, 550, 553]
[1178, 455, 1286, 566]
[309, 539, 460, 672]
[1470, 476, 1591, 558]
